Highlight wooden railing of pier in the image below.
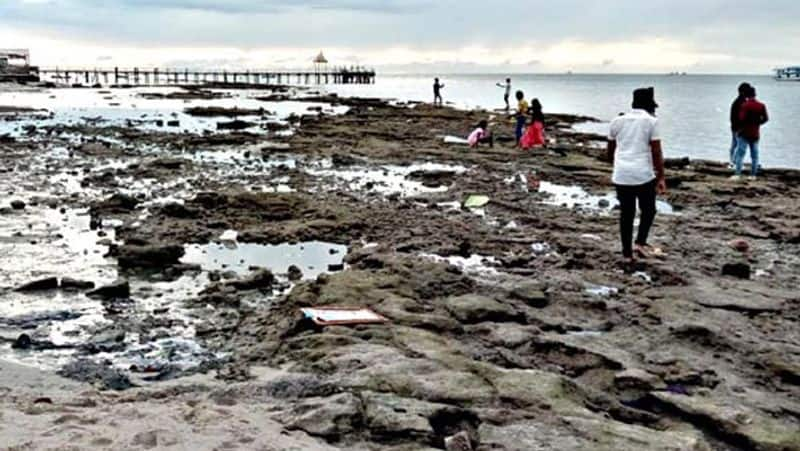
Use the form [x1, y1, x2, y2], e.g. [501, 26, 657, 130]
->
[36, 67, 376, 86]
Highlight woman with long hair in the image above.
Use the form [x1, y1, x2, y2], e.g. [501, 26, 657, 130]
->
[520, 98, 545, 149]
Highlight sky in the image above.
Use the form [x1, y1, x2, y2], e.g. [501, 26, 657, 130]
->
[1, 0, 798, 74]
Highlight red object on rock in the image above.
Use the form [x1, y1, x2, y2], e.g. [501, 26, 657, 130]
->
[729, 239, 750, 253]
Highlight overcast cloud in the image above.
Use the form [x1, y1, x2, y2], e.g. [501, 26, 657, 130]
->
[1, 0, 797, 73]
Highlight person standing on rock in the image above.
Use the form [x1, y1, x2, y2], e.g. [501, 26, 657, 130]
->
[733, 85, 768, 181]
[520, 98, 545, 149]
[728, 82, 751, 167]
[607, 87, 667, 262]
[514, 90, 529, 147]
[497, 78, 512, 111]
[433, 78, 445, 107]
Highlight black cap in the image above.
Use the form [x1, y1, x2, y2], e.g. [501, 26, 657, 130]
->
[632, 87, 658, 110]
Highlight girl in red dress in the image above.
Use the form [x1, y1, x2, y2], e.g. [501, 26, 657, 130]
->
[521, 98, 545, 149]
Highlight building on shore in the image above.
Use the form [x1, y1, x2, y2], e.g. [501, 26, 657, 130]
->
[0, 49, 39, 83]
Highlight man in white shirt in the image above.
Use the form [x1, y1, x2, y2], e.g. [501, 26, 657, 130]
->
[496, 78, 512, 111]
[607, 87, 667, 262]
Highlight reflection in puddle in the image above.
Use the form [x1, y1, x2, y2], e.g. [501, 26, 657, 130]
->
[0, 208, 118, 289]
[181, 241, 348, 280]
[538, 181, 675, 215]
[306, 161, 468, 196]
[0, 87, 348, 137]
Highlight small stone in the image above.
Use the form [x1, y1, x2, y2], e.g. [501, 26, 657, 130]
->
[228, 269, 275, 291]
[728, 239, 750, 253]
[510, 283, 549, 308]
[12, 333, 32, 350]
[722, 262, 751, 279]
[614, 368, 666, 391]
[327, 263, 345, 272]
[445, 431, 474, 451]
[15, 277, 59, 292]
[60, 278, 96, 291]
[87, 279, 130, 300]
[287, 265, 303, 282]
[116, 244, 185, 269]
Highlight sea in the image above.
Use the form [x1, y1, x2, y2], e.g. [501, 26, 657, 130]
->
[330, 74, 800, 169]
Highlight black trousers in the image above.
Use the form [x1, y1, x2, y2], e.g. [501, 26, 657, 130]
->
[615, 179, 657, 258]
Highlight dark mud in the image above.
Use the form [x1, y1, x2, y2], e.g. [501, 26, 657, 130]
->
[2, 86, 799, 450]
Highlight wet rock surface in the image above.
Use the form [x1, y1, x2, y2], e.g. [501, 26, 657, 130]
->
[1, 86, 799, 450]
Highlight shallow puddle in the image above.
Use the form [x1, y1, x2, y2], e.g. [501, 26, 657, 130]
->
[538, 180, 675, 215]
[0, 87, 348, 137]
[181, 241, 347, 280]
[306, 160, 468, 196]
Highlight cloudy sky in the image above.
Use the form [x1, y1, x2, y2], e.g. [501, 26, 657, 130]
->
[1, 0, 797, 73]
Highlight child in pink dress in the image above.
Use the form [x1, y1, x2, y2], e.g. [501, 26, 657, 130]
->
[468, 120, 494, 148]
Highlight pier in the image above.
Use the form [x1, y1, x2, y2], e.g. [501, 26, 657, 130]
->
[36, 66, 376, 87]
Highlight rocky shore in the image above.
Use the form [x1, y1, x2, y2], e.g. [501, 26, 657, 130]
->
[1, 86, 798, 450]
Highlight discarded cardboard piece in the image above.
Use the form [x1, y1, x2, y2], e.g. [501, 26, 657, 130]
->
[300, 307, 389, 326]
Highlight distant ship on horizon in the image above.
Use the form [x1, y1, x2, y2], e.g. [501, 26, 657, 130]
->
[774, 66, 800, 81]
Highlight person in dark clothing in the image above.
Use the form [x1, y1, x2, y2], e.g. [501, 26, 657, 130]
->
[733, 85, 769, 180]
[729, 82, 751, 166]
[433, 78, 444, 106]
[607, 87, 667, 263]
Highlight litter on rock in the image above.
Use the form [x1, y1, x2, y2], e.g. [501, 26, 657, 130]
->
[463, 195, 490, 208]
[443, 135, 470, 145]
[300, 307, 389, 326]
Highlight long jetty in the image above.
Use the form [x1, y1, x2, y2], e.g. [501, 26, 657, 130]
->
[36, 66, 376, 86]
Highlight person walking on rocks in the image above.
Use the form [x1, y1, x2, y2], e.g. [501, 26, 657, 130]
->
[607, 87, 667, 262]
[433, 78, 445, 107]
[733, 85, 768, 180]
[728, 82, 751, 167]
[497, 78, 512, 111]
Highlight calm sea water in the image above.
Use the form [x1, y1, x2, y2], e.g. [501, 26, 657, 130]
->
[330, 74, 800, 169]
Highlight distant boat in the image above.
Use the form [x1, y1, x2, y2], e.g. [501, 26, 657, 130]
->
[774, 66, 800, 81]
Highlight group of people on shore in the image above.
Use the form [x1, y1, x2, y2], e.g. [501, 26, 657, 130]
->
[457, 78, 546, 150]
[434, 76, 770, 263]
